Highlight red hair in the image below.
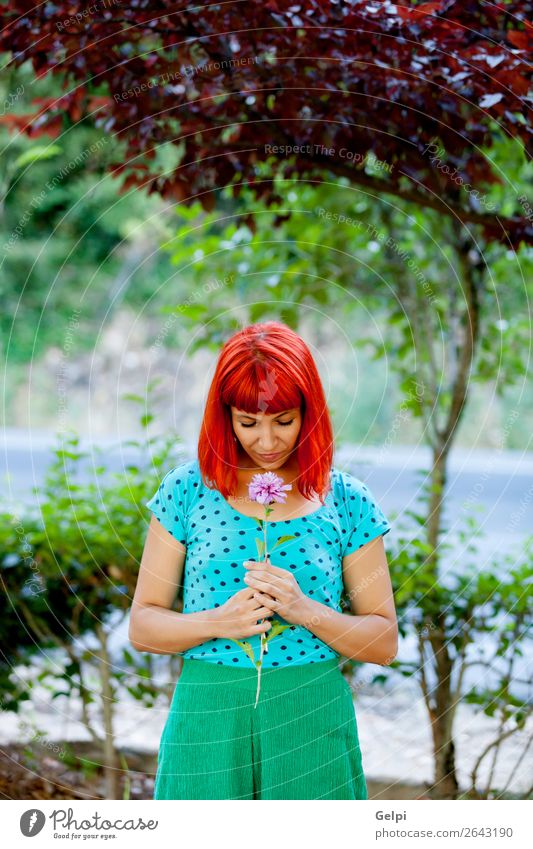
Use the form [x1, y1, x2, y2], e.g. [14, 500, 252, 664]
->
[197, 321, 334, 500]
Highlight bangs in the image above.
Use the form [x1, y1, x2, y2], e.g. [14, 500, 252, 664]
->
[222, 361, 302, 415]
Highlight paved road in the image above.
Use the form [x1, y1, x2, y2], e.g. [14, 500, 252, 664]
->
[3, 428, 532, 552]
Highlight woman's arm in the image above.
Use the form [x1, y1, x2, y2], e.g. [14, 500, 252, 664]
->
[129, 515, 220, 655]
[299, 535, 398, 664]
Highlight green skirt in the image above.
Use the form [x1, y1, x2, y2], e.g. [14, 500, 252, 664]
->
[154, 657, 368, 800]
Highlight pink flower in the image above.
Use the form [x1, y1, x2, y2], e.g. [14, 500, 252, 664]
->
[248, 471, 292, 505]
[245, 469, 294, 706]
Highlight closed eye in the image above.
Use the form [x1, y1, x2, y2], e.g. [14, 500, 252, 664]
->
[240, 419, 294, 428]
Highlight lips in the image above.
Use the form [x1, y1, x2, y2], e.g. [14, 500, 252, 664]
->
[259, 452, 282, 460]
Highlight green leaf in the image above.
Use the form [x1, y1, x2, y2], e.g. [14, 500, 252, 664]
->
[265, 621, 292, 641]
[230, 639, 256, 666]
[171, 304, 208, 320]
[14, 145, 62, 169]
[255, 538, 266, 559]
[271, 534, 296, 549]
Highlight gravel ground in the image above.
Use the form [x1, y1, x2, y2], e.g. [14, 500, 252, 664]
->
[1, 675, 530, 798]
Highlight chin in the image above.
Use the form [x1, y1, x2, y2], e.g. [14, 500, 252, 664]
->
[255, 453, 289, 468]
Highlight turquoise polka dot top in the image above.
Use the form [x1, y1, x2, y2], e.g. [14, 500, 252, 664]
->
[145, 458, 391, 669]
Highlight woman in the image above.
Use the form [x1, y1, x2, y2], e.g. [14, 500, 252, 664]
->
[129, 320, 398, 800]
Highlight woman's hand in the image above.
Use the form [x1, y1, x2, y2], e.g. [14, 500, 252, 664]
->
[211, 587, 274, 640]
[242, 556, 311, 627]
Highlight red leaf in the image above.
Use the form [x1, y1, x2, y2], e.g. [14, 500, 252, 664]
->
[0, 0, 529, 246]
[28, 114, 63, 139]
[507, 30, 529, 50]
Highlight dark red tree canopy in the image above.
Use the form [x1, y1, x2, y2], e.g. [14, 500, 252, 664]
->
[1, 0, 532, 245]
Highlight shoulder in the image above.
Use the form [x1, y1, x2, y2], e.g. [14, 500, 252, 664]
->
[331, 465, 391, 536]
[164, 457, 199, 478]
[330, 466, 387, 521]
[330, 466, 369, 501]
[156, 458, 201, 495]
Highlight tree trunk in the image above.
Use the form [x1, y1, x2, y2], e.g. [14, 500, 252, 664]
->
[96, 623, 120, 800]
[425, 444, 460, 798]
[431, 719, 459, 799]
[420, 223, 482, 797]
[428, 638, 460, 799]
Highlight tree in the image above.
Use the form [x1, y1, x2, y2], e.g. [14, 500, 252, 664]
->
[157, 173, 532, 798]
[0, 1, 531, 246]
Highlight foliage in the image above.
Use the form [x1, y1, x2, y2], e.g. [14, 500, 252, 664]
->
[0, 1, 531, 245]
[0, 63, 179, 365]
[0, 510, 61, 713]
[386, 484, 533, 799]
[0, 386, 185, 795]
[160, 172, 532, 445]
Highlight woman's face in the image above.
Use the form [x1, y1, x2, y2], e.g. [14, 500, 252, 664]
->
[230, 405, 302, 470]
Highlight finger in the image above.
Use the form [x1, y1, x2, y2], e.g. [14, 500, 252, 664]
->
[243, 560, 283, 578]
[260, 592, 277, 603]
[244, 569, 285, 585]
[262, 561, 291, 577]
[245, 578, 279, 596]
[245, 574, 288, 594]
[254, 592, 279, 610]
[243, 564, 270, 575]
[250, 587, 276, 602]
[252, 605, 274, 618]
[253, 598, 277, 613]
[244, 555, 284, 573]
[248, 592, 276, 608]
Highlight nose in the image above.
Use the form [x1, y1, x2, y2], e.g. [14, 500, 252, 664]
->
[256, 424, 279, 451]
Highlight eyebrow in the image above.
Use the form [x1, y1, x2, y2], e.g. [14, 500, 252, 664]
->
[236, 409, 296, 420]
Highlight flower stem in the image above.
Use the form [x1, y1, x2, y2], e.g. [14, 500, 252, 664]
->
[254, 660, 262, 708]
[263, 520, 269, 655]
[254, 516, 270, 708]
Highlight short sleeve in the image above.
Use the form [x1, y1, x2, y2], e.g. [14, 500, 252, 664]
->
[145, 466, 189, 544]
[337, 471, 391, 556]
